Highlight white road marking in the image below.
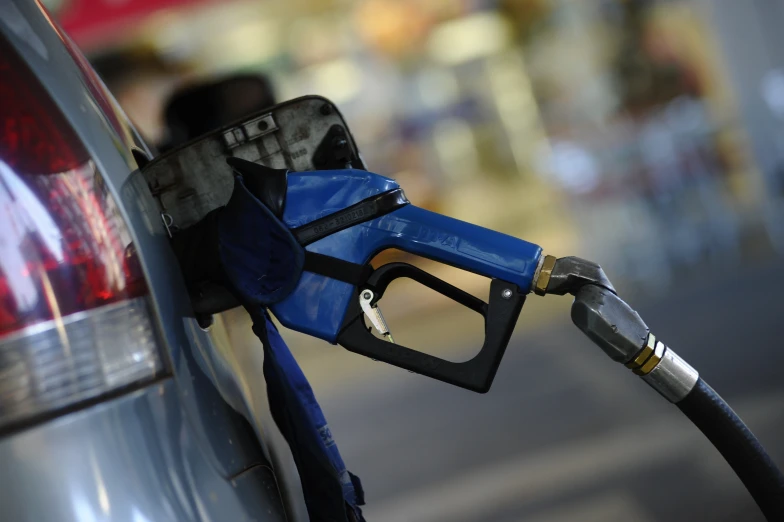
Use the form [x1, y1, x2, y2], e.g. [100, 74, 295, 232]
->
[512, 492, 654, 522]
[365, 392, 784, 522]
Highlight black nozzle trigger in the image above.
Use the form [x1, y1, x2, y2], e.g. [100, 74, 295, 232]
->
[336, 262, 526, 393]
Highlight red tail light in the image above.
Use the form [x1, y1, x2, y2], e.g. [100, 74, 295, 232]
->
[0, 37, 146, 336]
[0, 40, 88, 175]
[0, 34, 161, 429]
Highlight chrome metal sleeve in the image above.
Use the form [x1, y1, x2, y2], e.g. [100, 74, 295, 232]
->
[641, 345, 700, 403]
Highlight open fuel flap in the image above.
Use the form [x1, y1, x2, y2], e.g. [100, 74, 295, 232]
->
[141, 95, 366, 315]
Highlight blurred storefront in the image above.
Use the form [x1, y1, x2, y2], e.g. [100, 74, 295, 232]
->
[49, 0, 768, 296]
[41, 6, 784, 521]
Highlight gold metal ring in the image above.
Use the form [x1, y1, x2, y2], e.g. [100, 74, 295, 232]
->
[534, 255, 557, 296]
[625, 333, 656, 370]
[634, 341, 665, 376]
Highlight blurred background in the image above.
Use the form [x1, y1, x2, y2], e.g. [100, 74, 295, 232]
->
[51, 0, 784, 520]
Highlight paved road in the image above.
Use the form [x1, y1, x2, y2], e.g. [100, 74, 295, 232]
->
[308, 258, 784, 522]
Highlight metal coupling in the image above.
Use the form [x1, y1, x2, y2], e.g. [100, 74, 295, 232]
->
[533, 254, 556, 296]
[571, 284, 648, 363]
[571, 284, 699, 403]
[635, 336, 699, 403]
[533, 255, 615, 296]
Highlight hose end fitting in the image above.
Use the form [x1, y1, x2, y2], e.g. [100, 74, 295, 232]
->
[571, 284, 699, 403]
[636, 335, 700, 403]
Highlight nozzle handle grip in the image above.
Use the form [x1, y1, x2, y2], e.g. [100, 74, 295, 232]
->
[337, 263, 525, 393]
[377, 205, 542, 293]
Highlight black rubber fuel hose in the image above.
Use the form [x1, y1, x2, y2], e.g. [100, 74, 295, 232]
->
[677, 378, 784, 520]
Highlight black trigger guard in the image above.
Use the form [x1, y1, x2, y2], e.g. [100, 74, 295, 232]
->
[337, 262, 526, 393]
[365, 263, 486, 314]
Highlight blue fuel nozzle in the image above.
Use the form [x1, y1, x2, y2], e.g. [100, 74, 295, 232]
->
[224, 158, 542, 392]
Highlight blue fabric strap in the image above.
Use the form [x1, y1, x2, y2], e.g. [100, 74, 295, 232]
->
[216, 175, 365, 521]
[251, 310, 365, 521]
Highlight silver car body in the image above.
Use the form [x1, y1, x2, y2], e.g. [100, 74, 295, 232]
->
[0, 1, 300, 520]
